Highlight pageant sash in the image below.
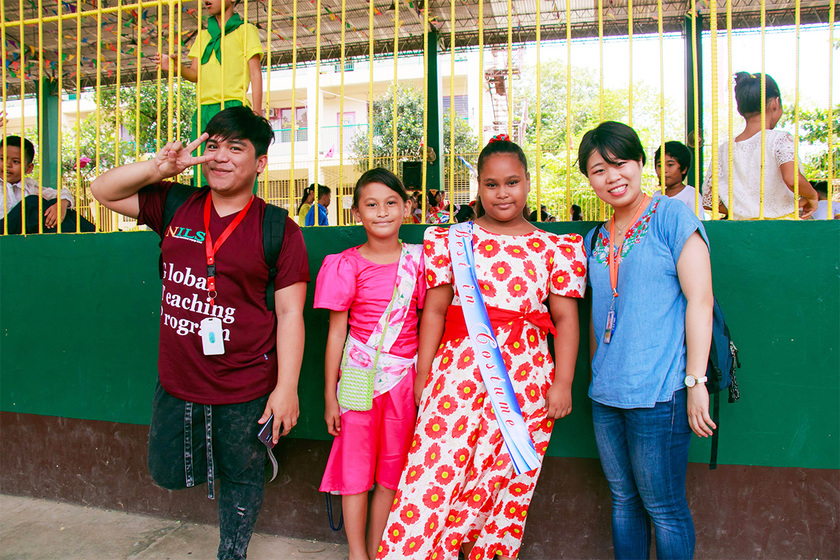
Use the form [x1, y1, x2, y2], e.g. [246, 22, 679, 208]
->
[448, 222, 541, 475]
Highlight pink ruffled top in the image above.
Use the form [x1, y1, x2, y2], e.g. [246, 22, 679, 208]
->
[314, 246, 426, 359]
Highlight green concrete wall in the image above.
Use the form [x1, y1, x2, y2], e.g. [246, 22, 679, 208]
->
[1, 222, 838, 469]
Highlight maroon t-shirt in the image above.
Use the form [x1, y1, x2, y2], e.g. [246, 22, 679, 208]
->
[138, 182, 310, 405]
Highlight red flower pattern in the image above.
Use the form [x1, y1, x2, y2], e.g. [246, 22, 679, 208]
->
[424, 443, 442, 467]
[524, 383, 541, 403]
[422, 486, 445, 509]
[405, 465, 425, 484]
[503, 244, 526, 258]
[424, 416, 448, 439]
[476, 238, 501, 258]
[489, 260, 512, 281]
[457, 379, 477, 399]
[435, 464, 455, 485]
[506, 276, 529, 298]
[400, 503, 421, 525]
[457, 347, 475, 371]
[377, 227, 585, 560]
[436, 395, 458, 416]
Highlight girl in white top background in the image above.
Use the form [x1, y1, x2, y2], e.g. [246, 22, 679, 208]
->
[703, 72, 819, 220]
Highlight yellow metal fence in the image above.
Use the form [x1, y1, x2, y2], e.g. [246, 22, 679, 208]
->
[1, 0, 836, 234]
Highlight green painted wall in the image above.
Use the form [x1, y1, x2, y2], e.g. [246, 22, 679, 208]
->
[1, 222, 838, 469]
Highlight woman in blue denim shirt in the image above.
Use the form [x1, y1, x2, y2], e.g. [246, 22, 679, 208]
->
[579, 121, 716, 560]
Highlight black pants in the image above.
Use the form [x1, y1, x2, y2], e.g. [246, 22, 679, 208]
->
[147, 382, 269, 560]
[1, 195, 95, 234]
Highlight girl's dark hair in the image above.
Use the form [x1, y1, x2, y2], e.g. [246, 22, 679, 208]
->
[477, 137, 529, 176]
[571, 204, 582, 221]
[296, 185, 314, 214]
[352, 167, 409, 208]
[577, 121, 646, 177]
[734, 71, 781, 117]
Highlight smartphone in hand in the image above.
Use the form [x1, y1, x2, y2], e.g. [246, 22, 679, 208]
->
[257, 414, 283, 449]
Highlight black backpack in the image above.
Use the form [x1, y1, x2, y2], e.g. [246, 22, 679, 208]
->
[588, 226, 741, 469]
[159, 183, 288, 311]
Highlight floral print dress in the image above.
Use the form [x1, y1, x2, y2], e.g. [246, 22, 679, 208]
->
[377, 224, 586, 560]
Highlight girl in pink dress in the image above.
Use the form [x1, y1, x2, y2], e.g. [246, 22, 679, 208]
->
[314, 168, 426, 560]
[376, 137, 586, 560]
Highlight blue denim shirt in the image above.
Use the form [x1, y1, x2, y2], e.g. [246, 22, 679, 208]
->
[584, 197, 709, 409]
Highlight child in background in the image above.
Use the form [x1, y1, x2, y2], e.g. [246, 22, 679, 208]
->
[702, 72, 818, 219]
[153, 0, 263, 186]
[809, 181, 838, 220]
[1, 135, 94, 233]
[297, 185, 315, 224]
[305, 185, 332, 226]
[378, 135, 585, 560]
[315, 168, 425, 560]
[654, 141, 708, 218]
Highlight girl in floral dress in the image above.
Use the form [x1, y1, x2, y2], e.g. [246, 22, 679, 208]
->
[316, 168, 425, 560]
[377, 137, 586, 560]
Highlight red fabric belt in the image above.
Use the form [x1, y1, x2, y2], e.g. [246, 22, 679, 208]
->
[441, 305, 556, 347]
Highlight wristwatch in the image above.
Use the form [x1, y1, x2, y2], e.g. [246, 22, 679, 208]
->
[684, 375, 708, 388]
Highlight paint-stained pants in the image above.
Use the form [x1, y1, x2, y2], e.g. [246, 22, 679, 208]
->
[147, 381, 268, 560]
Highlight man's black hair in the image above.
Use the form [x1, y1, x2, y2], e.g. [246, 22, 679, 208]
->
[578, 121, 646, 177]
[654, 141, 692, 180]
[204, 105, 274, 157]
[0, 136, 36, 166]
[734, 71, 782, 117]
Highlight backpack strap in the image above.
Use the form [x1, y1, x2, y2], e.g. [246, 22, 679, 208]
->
[262, 203, 288, 311]
[710, 391, 721, 470]
[588, 222, 604, 258]
[159, 184, 202, 279]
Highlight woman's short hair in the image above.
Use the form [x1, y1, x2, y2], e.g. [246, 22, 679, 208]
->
[578, 121, 646, 177]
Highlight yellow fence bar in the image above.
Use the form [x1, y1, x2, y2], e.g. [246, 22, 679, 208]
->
[828, 0, 836, 219]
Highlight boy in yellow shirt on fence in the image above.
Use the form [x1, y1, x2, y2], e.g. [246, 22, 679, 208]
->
[153, 0, 263, 187]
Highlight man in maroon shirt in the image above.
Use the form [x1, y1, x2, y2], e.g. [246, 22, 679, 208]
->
[91, 106, 309, 560]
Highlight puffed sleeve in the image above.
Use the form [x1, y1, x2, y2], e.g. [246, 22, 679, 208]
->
[549, 232, 587, 298]
[313, 250, 357, 311]
[422, 226, 452, 289]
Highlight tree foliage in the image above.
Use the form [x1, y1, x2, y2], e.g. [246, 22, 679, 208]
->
[349, 84, 478, 166]
[60, 80, 197, 187]
[792, 104, 840, 180]
[514, 62, 682, 219]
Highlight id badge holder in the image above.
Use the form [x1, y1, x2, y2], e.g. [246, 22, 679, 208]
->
[199, 317, 226, 355]
[604, 298, 617, 344]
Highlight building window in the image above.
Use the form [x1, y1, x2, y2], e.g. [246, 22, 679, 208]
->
[443, 95, 469, 119]
[279, 107, 308, 142]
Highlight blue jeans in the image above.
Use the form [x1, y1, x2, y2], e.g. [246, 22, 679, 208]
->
[147, 382, 268, 560]
[592, 389, 695, 560]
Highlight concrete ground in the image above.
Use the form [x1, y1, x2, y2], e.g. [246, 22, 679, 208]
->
[0, 494, 348, 560]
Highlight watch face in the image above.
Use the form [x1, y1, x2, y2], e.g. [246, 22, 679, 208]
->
[684, 375, 695, 387]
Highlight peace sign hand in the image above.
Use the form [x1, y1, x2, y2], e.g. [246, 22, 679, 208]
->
[152, 133, 213, 179]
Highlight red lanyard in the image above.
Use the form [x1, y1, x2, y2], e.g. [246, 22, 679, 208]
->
[607, 195, 649, 299]
[204, 193, 254, 306]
